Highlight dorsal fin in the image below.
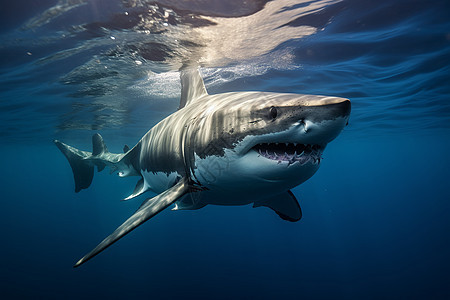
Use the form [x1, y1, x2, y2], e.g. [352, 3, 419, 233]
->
[179, 68, 208, 109]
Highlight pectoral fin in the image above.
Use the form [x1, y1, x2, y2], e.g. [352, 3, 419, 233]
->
[253, 190, 302, 222]
[74, 178, 190, 267]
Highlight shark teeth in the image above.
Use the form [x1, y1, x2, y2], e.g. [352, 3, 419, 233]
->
[252, 143, 322, 165]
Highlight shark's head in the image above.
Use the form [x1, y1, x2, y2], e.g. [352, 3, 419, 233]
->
[191, 92, 350, 196]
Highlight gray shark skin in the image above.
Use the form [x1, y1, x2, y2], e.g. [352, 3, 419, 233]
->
[54, 68, 351, 267]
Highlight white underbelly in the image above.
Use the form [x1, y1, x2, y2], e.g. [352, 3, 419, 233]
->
[192, 149, 318, 205]
[141, 170, 179, 194]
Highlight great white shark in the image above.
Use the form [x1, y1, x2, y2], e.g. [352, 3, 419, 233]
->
[55, 68, 351, 267]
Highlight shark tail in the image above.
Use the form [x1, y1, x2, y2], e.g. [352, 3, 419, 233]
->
[54, 133, 139, 193]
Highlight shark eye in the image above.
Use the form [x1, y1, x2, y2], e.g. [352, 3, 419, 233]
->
[269, 106, 278, 120]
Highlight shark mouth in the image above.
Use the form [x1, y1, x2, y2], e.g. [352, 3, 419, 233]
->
[252, 143, 323, 165]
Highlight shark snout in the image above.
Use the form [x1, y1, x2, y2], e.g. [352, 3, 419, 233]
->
[303, 97, 350, 122]
[298, 98, 351, 144]
[334, 98, 351, 119]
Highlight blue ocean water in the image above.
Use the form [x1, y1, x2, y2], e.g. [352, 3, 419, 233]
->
[0, 0, 449, 299]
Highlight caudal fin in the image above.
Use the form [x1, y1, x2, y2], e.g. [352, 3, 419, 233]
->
[55, 134, 140, 193]
[54, 139, 94, 192]
[55, 133, 116, 192]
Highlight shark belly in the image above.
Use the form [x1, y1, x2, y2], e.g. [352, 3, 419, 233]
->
[192, 149, 319, 206]
[141, 170, 180, 194]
